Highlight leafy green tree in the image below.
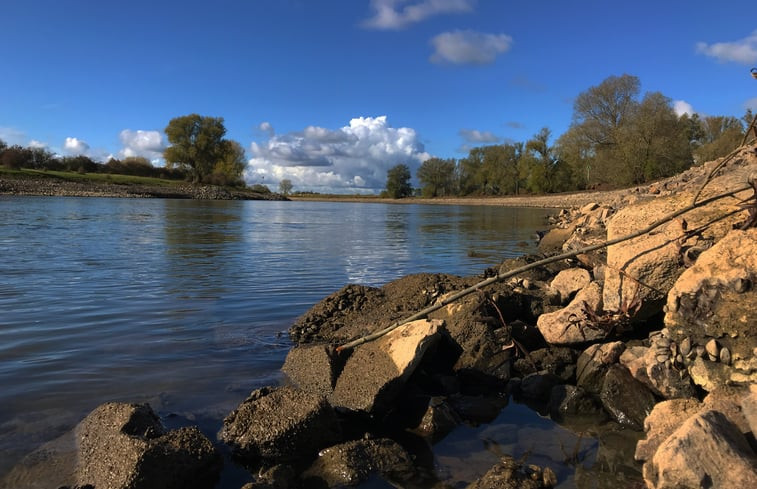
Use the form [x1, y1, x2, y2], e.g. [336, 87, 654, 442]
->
[210, 140, 246, 186]
[384, 164, 412, 198]
[0, 145, 26, 169]
[164, 114, 236, 183]
[692, 115, 743, 163]
[279, 178, 293, 195]
[417, 157, 456, 197]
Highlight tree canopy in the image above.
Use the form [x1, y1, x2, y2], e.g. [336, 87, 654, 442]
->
[163, 114, 244, 185]
[383, 164, 412, 198]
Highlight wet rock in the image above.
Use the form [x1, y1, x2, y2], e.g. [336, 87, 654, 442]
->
[576, 341, 625, 395]
[644, 410, 757, 489]
[301, 438, 415, 488]
[634, 398, 701, 462]
[281, 344, 342, 396]
[513, 346, 579, 382]
[665, 229, 757, 389]
[599, 365, 656, 431]
[536, 281, 606, 345]
[330, 319, 442, 413]
[548, 384, 604, 421]
[448, 394, 509, 425]
[219, 386, 340, 463]
[75, 402, 221, 489]
[465, 455, 554, 489]
[254, 464, 297, 489]
[410, 397, 461, 442]
[519, 373, 563, 402]
[548, 268, 592, 305]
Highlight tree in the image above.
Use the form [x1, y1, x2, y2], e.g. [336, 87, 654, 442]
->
[211, 140, 246, 186]
[164, 114, 230, 183]
[384, 164, 412, 198]
[279, 178, 293, 195]
[417, 157, 456, 197]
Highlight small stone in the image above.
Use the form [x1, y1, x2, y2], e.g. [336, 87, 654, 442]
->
[543, 466, 558, 487]
[705, 339, 719, 358]
[656, 354, 670, 364]
[720, 347, 732, 365]
[734, 277, 752, 293]
[657, 337, 671, 348]
[680, 337, 691, 356]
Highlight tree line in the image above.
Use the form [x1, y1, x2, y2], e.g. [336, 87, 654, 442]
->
[384, 74, 753, 198]
[0, 114, 246, 186]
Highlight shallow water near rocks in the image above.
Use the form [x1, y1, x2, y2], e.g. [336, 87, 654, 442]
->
[0, 196, 640, 487]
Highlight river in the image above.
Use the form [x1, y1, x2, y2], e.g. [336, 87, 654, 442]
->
[0, 196, 636, 488]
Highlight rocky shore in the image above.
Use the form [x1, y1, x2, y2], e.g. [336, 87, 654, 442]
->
[4, 145, 757, 488]
[0, 173, 286, 200]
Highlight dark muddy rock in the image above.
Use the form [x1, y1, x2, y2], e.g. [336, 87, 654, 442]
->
[576, 341, 625, 395]
[644, 410, 757, 489]
[665, 229, 757, 389]
[75, 402, 221, 489]
[518, 372, 563, 402]
[219, 386, 340, 464]
[290, 274, 474, 345]
[513, 346, 579, 382]
[465, 455, 557, 489]
[329, 319, 442, 413]
[448, 394, 509, 425]
[281, 344, 342, 397]
[301, 438, 415, 488]
[410, 396, 462, 442]
[508, 319, 547, 352]
[548, 384, 604, 421]
[599, 365, 656, 431]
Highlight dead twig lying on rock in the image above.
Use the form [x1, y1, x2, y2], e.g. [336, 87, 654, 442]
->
[335, 184, 752, 352]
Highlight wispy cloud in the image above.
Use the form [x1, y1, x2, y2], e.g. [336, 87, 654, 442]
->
[363, 0, 475, 29]
[696, 30, 757, 64]
[504, 121, 525, 129]
[64, 137, 90, 154]
[459, 128, 499, 143]
[430, 30, 512, 65]
[246, 115, 430, 193]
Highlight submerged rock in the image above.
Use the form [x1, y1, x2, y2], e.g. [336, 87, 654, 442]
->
[301, 438, 415, 487]
[465, 455, 556, 489]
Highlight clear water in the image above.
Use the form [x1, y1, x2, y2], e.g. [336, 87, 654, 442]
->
[0, 196, 635, 488]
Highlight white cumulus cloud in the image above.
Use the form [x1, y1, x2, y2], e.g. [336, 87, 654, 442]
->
[118, 129, 165, 162]
[430, 30, 512, 65]
[245, 116, 430, 194]
[363, 0, 475, 29]
[673, 100, 696, 117]
[258, 121, 274, 136]
[459, 128, 500, 143]
[696, 30, 757, 64]
[64, 137, 90, 154]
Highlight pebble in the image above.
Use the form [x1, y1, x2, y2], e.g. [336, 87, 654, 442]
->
[720, 347, 731, 365]
[706, 339, 720, 359]
[679, 337, 691, 356]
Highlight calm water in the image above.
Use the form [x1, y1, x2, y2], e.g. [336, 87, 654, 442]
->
[0, 197, 628, 487]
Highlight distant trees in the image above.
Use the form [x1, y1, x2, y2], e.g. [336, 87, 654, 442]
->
[383, 164, 412, 198]
[279, 178, 293, 195]
[555, 74, 693, 187]
[417, 157, 456, 197]
[163, 114, 244, 185]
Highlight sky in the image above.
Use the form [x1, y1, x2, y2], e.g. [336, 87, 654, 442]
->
[2, 0, 757, 193]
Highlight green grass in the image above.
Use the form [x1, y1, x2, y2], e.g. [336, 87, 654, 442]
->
[0, 168, 184, 187]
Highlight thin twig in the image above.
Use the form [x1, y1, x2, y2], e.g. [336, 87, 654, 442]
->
[335, 184, 751, 352]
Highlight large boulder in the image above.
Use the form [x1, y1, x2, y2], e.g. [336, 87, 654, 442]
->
[665, 228, 757, 390]
[301, 438, 415, 487]
[74, 403, 221, 489]
[644, 410, 757, 489]
[576, 341, 626, 394]
[219, 386, 340, 463]
[465, 455, 557, 489]
[282, 344, 342, 397]
[634, 398, 702, 462]
[536, 281, 607, 345]
[329, 319, 442, 413]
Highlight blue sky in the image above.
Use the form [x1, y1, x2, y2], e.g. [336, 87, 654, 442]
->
[2, 1, 756, 193]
